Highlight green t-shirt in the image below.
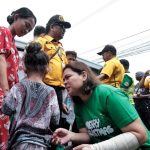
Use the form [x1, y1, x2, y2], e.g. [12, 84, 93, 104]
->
[75, 84, 150, 148]
[120, 73, 135, 104]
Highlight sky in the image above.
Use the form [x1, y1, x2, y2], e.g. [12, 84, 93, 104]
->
[1, 0, 150, 81]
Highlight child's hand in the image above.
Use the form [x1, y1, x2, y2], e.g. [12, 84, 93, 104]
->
[62, 103, 69, 115]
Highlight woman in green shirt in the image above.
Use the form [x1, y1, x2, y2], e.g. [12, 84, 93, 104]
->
[52, 61, 150, 150]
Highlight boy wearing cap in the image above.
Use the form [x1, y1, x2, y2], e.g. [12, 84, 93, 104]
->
[36, 15, 71, 127]
[120, 59, 134, 105]
[134, 71, 144, 92]
[97, 45, 125, 88]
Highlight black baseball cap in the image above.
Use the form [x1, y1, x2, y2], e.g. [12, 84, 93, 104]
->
[97, 45, 117, 55]
[47, 15, 71, 29]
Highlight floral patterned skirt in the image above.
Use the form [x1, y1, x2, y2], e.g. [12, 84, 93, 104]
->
[0, 112, 9, 150]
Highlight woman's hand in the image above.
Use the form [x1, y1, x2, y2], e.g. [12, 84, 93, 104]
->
[52, 128, 72, 145]
[73, 144, 91, 150]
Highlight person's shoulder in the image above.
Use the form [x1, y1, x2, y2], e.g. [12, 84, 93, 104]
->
[93, 84, 121, 102]
[0, 26, 10, 34]
[113, 57, 125, 69]
[19, 79, 29, 87]
[0, 26, 7, 31]
[97, 84, 124, 93]
[35, 35, 48, 49]
[10, 80, 25, 91]
[106, 57, 117, 65]
[37, 35, 54, 45]
[96, 84, 116, 89]
[144, 77, 150, 88]
[94, 84, 114, 94]
[36, 35, 47, 43]
[44, 84, 56, 93]
[112, 57, 121, 64]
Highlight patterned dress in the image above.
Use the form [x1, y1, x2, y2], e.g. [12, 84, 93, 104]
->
[0, 27, 19, 150]
[2, 79, 60, 150]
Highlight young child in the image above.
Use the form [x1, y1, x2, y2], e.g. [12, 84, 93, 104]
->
[2, 42, 60, 150]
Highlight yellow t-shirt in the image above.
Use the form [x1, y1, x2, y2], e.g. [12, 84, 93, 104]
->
[100, 57, 125, 88]
[144, 77, 150, 89]
[36, 35, 68, 87]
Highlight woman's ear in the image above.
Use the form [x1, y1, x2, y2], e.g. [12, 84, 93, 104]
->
[82, 71, 87, 81]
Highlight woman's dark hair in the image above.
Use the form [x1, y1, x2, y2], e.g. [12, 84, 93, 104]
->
[63, 61, 100, 95]
[24, 42, 49, 76]
[7, 7, 37, 25]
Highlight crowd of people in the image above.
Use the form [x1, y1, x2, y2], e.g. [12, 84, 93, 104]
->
[0, 6, 150, 150]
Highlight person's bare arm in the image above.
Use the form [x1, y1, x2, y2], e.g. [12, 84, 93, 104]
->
[97, 73, 109, 81]
[121, 118, 147, 145]
[70, 128, 90, 144]
[74, 118, 147, 150]
[0, 54, 9, 93]
[139, 70, 150, 88]
[52, 128, 90, 145]
[133, 94, 150, 99]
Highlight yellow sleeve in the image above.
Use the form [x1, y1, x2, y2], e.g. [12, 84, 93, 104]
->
[101, 61, 115, 77]
[35, 37, 46, 50]
[144, 78, 150, 89]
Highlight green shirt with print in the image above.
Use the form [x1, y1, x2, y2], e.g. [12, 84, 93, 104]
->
[75, 84, 150, 149]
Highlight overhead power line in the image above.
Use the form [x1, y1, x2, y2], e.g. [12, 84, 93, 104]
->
[117, 41, 150, 55]
[96, 42, 150, 63]
[90, 40, 150, 62]
[78, 28, 150, 55]
[88, 37, 150, 61]
[73, 0, 118, 27]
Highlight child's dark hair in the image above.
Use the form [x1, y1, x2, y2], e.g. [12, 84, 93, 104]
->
[33, 25, 46, 37]
[24, 42, 49, 76]
[7, 7, 37, 25]
[120, 59, 129, 70]
[66, 51, 77, 59]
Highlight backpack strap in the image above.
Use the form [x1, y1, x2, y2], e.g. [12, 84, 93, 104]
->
[49, 46, 61, 60]
[44, 38, 61, 61]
